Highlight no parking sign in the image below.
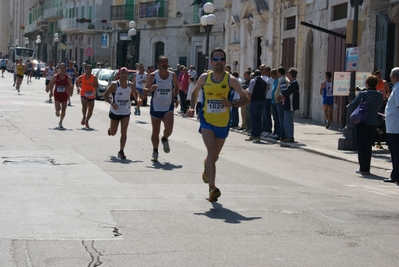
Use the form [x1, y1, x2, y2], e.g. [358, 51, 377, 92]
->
[84, 47, 94, 57]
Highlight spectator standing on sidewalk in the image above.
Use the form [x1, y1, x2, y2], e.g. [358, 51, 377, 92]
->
[347, 75, 383, 175]
[274, 67, 290, 140]
[261, 66, 274, 136]
[230, 71, 242, 128]
[384, 67, 399, 183]
[188, 65, 197, 81]
[240, 70, 251, 131]
[277, 67, 300, 142]
[246, 69, 267, 143]
[178, 67, 191, 115]
[270, 69, 280, 139]
[320, 71, 334, 129]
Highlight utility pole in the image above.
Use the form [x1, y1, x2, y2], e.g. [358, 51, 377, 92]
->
[338, 0, 363, 151]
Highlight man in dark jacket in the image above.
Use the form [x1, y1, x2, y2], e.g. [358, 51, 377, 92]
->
[246, 69, 267, 142]
[278, 67, 299, 142]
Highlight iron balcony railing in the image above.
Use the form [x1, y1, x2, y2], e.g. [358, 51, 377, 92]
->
[138, 1, 168, 19]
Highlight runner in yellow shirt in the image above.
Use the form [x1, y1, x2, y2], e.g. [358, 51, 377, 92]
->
[187, 48, 249, 202]
[15, 59, 26, 93]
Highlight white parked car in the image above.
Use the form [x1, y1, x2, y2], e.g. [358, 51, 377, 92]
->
[95, 68, 114, 99]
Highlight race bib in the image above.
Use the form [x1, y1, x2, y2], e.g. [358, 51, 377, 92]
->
[207, 100, 225, 113]
[157, 89, 170, 98]
[85, 91, 93, 97]
[117, 99, 130, 107]
[57, 86, 66, 93]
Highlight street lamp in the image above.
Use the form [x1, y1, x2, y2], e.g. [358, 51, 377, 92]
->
[128, 21, 137, 70]
[200, 3, 216, 70]
[24, 37, 29, 48]
[36, 35, 41, 61]
[53, 33, 59, 64]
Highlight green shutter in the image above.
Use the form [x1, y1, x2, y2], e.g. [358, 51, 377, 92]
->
[89, 6, 92, 19]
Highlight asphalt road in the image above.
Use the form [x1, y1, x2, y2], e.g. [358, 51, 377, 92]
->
[0, 74, 398, 267]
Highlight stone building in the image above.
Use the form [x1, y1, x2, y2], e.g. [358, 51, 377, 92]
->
[225, 0, 398, 125]
[109, 0, 224, 72]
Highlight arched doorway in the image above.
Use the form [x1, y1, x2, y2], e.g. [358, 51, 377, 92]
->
[154, 41, 165, 68]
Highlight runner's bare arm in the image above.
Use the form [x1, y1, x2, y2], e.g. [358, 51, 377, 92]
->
[103, 82, 117, 105]
[143, 73, 156, 95]
[189, 73, 206, 110]
[48, 75, 57, 94]
[68, 77, 73, 96]
[320, 81, 325, 95]
[130, 82, 141, 103]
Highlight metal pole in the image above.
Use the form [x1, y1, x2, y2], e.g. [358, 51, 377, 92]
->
[130, 36, 134, 70]
[56, 42, 58, 63]
[205, 25, 211, 70]
[338, 0, 359, 151]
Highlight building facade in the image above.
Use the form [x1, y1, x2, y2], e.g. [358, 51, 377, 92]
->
[109, 0, 223, 71]
[3, 0, 399, 126]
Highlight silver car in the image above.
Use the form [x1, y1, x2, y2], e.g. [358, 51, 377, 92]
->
[95, 68, 114, 99]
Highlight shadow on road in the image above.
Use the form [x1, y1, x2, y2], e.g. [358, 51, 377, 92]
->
[194, 202, 262, 224]
[147, 161, 183, 170]
[107, 156, 143, 164]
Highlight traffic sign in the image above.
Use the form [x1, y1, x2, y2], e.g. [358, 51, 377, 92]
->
[84, 47, 94, 57]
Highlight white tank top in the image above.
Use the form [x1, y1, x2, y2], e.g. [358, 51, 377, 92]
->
[46, 67, 55, 81]
[325, 81, 333, 97]
[151, 70, 174, 112]
[110, 81, 132, 115]
[135, 72, 147, 89]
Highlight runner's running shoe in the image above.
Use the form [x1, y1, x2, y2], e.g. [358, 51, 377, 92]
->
[161, 138, 170, 153]
[118, 150, 126, 159]
[151, 151, 159, 162]
[208, 186, 221, 202]
[55, 110, 60, 117]
[58, 122, 63, 129]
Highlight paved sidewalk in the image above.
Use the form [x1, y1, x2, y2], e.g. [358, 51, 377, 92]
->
[230, 117, 392, 172]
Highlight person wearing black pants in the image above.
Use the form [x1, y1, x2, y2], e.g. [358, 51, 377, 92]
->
[384, 67, 399, 183]
[347, 75, 383, 175]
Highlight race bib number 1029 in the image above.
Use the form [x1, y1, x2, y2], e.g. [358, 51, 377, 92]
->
[207, 100, 225, 113]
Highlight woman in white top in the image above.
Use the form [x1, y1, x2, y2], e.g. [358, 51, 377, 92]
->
[103, 67, 141, 160]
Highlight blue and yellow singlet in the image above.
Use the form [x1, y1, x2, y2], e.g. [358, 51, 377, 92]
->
[202, 71, 232, 127]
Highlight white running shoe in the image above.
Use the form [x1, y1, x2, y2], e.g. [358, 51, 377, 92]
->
[58, 122, 63, 129]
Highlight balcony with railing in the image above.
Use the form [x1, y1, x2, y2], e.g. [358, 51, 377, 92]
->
[110, 4, 135, 22]
[60, 18, 78, 32]
[43, 7, 63, 21]
[138, 1, 168, 20]
[389, 0, 399, 4]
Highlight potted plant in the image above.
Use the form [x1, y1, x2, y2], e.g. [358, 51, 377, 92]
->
[101, 19, 108, 23]
[20, 25, 25, 29]
[88, 23, 95, 29]
[85, 19, 92, 23]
